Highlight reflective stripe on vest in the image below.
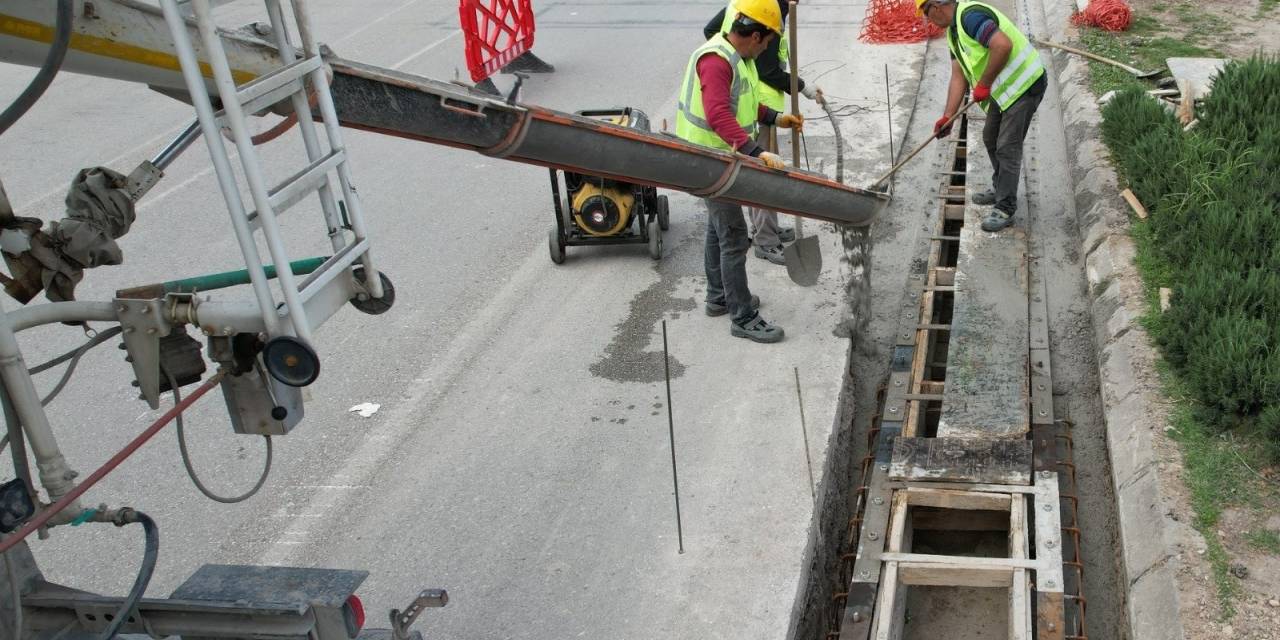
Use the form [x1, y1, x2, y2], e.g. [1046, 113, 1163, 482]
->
[720, 1, 787, 111]
[675, 35, 760, 150]
[946, 0, 1045, 111]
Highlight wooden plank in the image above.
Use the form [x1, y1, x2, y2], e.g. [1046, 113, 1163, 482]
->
[902, 487, 1014, 511]
[943, 204, 966, 220]
[904, 270, 938, 436]
[899, 562, 1014, 588]
[939, 122, 1030, 440]
[872, 492, 911, 640]
[934, 267, 956, 286]
[1120, 188, 1148, 219]
[1010, 495, 1030, 640]
[890, 437, 1033, 485]
[894, 481, 1036, 494]
[911, 507, 1011, 532]
[877, 552, 1040, 570]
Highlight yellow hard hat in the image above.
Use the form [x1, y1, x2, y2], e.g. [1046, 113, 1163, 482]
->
[733, 0, 783, 34]
[915, 0, 930, 16]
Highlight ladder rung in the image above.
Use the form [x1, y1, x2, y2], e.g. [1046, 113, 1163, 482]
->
[247, 149, 346, 229]
[237, 55, 323, 114]
[299, 238, 370, 302]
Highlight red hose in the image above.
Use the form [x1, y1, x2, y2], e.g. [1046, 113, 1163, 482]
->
[1072, 0, 1132, 31]
[0, 372, 225, 554]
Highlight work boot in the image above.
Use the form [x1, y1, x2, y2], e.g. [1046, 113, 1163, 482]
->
[971, 189, 997, 205]
[777, 227, 796, 243]
[731, 313, 785, 344]
[705, 294, 760, 318]
[981, 208, 1015, 232]
[753, 244, 786, 265]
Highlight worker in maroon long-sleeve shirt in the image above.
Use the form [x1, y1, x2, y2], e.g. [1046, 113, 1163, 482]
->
[674, 0, 802, 344]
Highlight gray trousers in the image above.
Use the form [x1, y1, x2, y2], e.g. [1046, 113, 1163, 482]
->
[704, 198, 754, 323]
[749, 124, 784, 249]
[982, 88, 1044, 215]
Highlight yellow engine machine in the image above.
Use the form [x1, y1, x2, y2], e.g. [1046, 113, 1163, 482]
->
[547, 108, 669, 264]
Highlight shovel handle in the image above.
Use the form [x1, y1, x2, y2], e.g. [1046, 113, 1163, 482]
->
[787, 1, 803, 236]
[1031, 38, 1148, 77]
[869, 99, 974, 188]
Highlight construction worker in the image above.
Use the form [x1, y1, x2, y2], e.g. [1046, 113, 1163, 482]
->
[676, 0, 803, 344]
[919, 0, 1046, 232]
[703, 0, 824, 265]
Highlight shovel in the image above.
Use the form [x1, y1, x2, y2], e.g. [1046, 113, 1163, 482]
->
[782, 0, 821, 287]
[1032, 38, 1164, 79]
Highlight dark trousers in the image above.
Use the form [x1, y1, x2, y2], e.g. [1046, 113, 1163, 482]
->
[704, 198, 754, 323]
[983, 87, 1044, 214]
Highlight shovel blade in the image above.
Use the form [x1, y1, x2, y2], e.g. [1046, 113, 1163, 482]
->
[784, 235, 822, 287]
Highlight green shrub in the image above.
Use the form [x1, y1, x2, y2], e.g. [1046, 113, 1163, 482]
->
[1102, 57, 1280, 457]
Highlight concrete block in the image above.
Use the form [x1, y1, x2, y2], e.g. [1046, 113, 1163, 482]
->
[1106, 392, 1157, 489]
[1117, 469, 1177, 589]
[1085, 234, 1137, 289]
[1128, 561, 1187, 640]
[1098, 300, 1148, 408]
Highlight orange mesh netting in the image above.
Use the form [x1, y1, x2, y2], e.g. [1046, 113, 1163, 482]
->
[1071, 0, 1133, 31]
[859, 0, 943, 44]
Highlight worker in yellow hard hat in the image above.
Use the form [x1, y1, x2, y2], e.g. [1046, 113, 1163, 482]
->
[674, 0, 803, 343]
[704, 0, 824, 266]
[918, 0, 1046, 232]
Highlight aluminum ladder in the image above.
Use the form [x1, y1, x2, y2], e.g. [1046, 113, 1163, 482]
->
[158, 0, 384, 345]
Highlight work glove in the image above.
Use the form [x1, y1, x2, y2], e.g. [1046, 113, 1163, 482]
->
[971, 83, 992, 103]
[776, 113, 804, 133]
[801, 84, 823, 103]
[934, 115, 954, 139]
[759, 151, 787, 170]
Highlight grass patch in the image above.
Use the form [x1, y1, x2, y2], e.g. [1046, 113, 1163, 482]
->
[1247, 528, 1280, 554]
[1263, 0, 1280, 16]
[1077, 15, 1221, 96]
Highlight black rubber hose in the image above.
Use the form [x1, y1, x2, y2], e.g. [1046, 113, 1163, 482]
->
[98, 511, 159, 640]
[0, 0, 73, 137]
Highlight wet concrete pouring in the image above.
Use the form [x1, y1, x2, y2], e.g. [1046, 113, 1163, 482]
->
[794, 8, 1127, 639]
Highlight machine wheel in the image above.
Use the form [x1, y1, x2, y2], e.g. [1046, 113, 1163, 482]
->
[549, 227, 566, 264]
[647, 218, 662, 260]
[262, 336, 320, 387]
[656, 194, 670, 231]
[349, 266, 395, 315]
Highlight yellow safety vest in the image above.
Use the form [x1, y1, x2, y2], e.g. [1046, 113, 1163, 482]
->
[946, 1, 1045, 111]
[675, 34, 760, 151]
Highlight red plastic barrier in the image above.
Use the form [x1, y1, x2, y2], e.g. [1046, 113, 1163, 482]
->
[1071, 0, 1133, 32]
[859, 0, 942, 45]
[458, 0, 536, 82]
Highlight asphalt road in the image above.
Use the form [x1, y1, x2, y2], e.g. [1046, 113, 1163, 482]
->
[0, 1, 911, 638]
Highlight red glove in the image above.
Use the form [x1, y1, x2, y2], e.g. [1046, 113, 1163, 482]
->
[934, 115, 953, 139]
[972, 83, 992, 103]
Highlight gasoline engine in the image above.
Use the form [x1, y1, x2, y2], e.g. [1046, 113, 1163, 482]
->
[547, 108, 670, 264]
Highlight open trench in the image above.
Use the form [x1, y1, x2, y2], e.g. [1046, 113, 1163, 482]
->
[789, 3, 1128, 639]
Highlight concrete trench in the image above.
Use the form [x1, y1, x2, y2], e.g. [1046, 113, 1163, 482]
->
[785, 0, 1168, 638]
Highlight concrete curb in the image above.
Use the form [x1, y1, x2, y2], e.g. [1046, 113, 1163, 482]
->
[1040, 2, 1188, 639]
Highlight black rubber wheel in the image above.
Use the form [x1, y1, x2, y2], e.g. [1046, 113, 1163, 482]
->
[656, 194, 670, 231]
[262, 335, 320, 387]
[648, 218, 662, 260]
[349, 266, 395, 315]
[549, 227, 566, 264]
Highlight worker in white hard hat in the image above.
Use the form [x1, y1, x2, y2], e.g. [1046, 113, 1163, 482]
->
[675, 0, 804, 343]
[918, 0, 1046, 232]
[703, 0, 824, 266]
